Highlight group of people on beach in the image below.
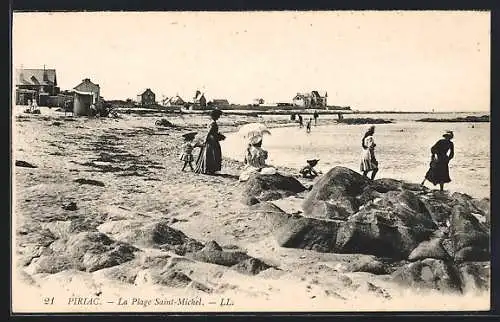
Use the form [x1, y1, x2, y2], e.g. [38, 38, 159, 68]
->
[179, 110, 456, 191]
[291, 111, 319, 133]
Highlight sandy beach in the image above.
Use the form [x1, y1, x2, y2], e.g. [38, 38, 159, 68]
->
[12, 107, 490, 312]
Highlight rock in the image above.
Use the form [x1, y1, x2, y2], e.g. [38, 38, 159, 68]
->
[203, 240, 223, 252]
[188, 249, 251, 267]
[449, 205, 489, 260]
[457, 262, 490, 293]
[344, 257, 391, 275]
[391, 258, 462, 293]
[408, 238, 451, 262]
[303, 167, 370, 219]
[187, 281, 213, 293]
[65, 232, 138, 272]
[62, 201, 78, 211]
[454, 246, 490, 263]
[336, 191, 436, 259]
[250, 202, 290, 230]
[243, 173, 306, 203]
[244, 196, 260, 206]
[16, 160, 37, 168]
[156, 270, 192, 287]
[82, 244, 137, 272]
[275, 216, 342, 252]
[231, 258, 271, 275]
[26, 254, 76, 274]
[100, 220, 204, 253]
[74, 178, 105, 187]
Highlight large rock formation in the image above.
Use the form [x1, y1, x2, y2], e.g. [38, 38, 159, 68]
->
[264, 166, 490, 293]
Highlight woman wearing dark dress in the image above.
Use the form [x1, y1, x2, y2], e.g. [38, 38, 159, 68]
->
[421, 130, 454, 191]
[195, 109, 224, 175]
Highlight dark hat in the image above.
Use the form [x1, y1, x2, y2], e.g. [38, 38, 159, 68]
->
[182, 132, 197, 140]
[443, 130, 454, 139]
[307, 159, 320, 166]
[210, 109, 223, 118]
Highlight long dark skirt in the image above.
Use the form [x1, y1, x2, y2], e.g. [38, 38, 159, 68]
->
[195, 138, 222, 174]
[425, 158, 451, 185]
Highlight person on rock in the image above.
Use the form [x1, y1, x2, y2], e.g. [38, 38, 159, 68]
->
[299, 159, 321, 179]
[360, 125, 379, 180]
[239, 135, 276, 181]
[421, 130, 455, 191]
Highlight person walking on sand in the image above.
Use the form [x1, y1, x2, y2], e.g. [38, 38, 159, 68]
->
[306, 118, 312, 133]
[195, 109, 225, 175]
[313, 111, 319, 126]
[421, 130, 454, 191]
[360, 125, 378, 180]
[298, 114, 303, 128]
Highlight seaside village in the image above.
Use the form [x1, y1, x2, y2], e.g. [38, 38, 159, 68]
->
[13, 65, 490, 308]
[15, 66, 352, 117]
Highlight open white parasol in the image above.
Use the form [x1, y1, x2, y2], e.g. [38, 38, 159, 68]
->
[237, 122, 271, 139]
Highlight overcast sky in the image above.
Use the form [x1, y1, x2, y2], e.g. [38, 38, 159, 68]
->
[12, 11, 490, 111]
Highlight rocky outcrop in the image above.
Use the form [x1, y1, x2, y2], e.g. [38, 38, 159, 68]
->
[242, 173, 306, 205]
[262, 166, 490, 293]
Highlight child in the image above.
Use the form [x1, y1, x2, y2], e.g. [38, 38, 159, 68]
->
[180, 132, 198, 171]
[299, 159, 320, 179]
[306, 118, 312, 133]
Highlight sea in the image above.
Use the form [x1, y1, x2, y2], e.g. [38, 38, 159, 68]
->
[222, 112, 490, 199]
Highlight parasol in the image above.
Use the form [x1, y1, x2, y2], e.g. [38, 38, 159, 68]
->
[237, 122, 271, 139]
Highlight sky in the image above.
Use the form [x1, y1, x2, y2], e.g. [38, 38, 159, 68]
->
[12, 11, 490, 111]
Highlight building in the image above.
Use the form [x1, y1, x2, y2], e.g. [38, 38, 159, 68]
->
[193, 90, 207, 109]
[165, 95, 185, 107]
[15, 67, 60, 105]
[210, 99, 230, 108]
[252, 98, 265, 106]
[292, 91, 327, 108]
[136, 88, 156, 106]
[73, 78, 100, 116]
[73, 78, 100, 104]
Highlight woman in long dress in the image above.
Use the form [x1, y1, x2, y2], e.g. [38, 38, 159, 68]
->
[360, 125, 379, 180]
[421, 130, 454, 191]
[195, 109, 224, 175]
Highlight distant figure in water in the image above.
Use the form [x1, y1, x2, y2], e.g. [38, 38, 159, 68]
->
[360, 125, 378, 180]
[290, 113, 296, 121]
[306, 118, 312, 133]
[313, 111, 319, 125]
[299, 159, 320, 179]
[195, 109, 225, 175]
[179, 132, 198, 172]
[298, 114, 303, 128]
[421, 130, 454, 191]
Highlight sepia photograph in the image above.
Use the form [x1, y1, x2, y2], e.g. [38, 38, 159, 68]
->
[11, 10, 490, 313]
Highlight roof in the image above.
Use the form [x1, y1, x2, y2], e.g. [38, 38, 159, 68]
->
[212, 99, 229, 104]
[74, 79, 99, 92]
[16, 68, 57, 86]
[138, 88, 155, 96]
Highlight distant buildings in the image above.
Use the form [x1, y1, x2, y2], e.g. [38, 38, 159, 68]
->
[15, 67, 60, 105]
[210, 99, 230, 108]
[137, 88, 156, 106]
[292, 91, 328, 108]
[252, 98, 265, 106]
[193, 90, 207, 109]
[165, 95, 185, 107]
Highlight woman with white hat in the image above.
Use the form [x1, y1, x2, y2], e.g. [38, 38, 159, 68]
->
[421, 130, 455, 191]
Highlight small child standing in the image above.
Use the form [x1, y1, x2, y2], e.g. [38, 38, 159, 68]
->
[299, 159, 320, 179]
[180, 132, 198, 171]
[306, 118, 312, 133]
